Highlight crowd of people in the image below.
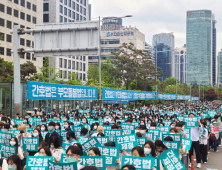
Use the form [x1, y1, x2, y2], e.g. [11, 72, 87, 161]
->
[0, 100, 221, 170]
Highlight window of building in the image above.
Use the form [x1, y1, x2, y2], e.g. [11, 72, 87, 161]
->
[7, 34, 11, 42]
[26, 40, 31, 47]
[83, 56, 85, 61]
[76, 0, 79, 2]
[27, 1, 31, 9]
[59, 58, 62, 67]
[7, 21, 12, 29]
[76, 56, 78, 60]
[79, 73, 82, 80]
[0, 47, 4, 55]
[20, 25, 25, 28]
[20, 12, 25, 20]
[27, 14, 31, 22]
[80, 15, 82, 21]
[68, 60, 71, 69]
[7, 7, 12, 15]
[20, 0, 25, 7]
[64, 7, 67, 15]
[84, 8, 86, 15]
[80, 56, 82, 60]
[80, 0, 82, 4]
[26, 53, 30, 60]
[20, 38, 25, 46]
[80, 63, 82, 71]
[14, 23, 18, 26]
[14, 0, 19, 5]
[76, 73, 78, 79]
[83, 17, 86, 21]
[72, 12, 75, 19]
[60, 15, 63, 23]
[68, 9, 71, 17]
[68, 0, 71, 7]
[64, 71, 67, 78]
[68, 71, 71, 79]
[6, 48, 11, 56]
[14, 9, 18, 17]
[26, 27, 31, 34]
[60, 5, 63, 13]
[72, 1, 75, 9]
[0, 18, 4, 27]
[60, 0, 63, 3]
[43, 14, 49, 22]
[0, 32, 4, 41]
[20, 54, 24, 58]
[72, 61, 75, 70]
[59, 70, 62, 78]
[80, 6, 82, 13]
[33, 4, 36, 12]
[83, 63, 85, 71]
[0, 4, 5, 13]
[32, 54, 36, 61]
[84, 0, 86, 6]
[43, 3, 49, 11]
[76, 4, 79, 11]
[76, 62, 79, 70]
[64, 59, 67, 68]
[72, 56, 75, 59]
[33, 17, 36, 24]
[64, 18, 67, 22]
[76, 14, 79, 20]
[64, 0, 67, 5]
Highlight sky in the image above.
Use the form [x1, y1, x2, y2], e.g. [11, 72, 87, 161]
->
[90, 0, 222, 53]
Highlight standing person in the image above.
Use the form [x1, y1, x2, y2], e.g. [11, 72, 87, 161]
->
[44, 122, 62, 146]
[199, 121, 208, 164]
[188, 113, 203, 169]
[49, 136, 64, 163]
[210, 120, 220, 152]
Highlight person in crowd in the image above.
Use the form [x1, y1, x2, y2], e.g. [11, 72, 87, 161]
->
[91, 126, 104, 137]
[45, 122, 62, 146]
[36, 147, 52, 156]
[7, 155, 22, 170]
[49, 136, 64, 163]
[199, 120, 208, 164]
[121, 165, 136, 170]
[88, 147, 101, 156]
[9, 137, 24, 161]
[144, 141, 156, 157]
[41, 124, 48, 131]
[66, 146, 84, 170]
[155, 140, 168, 156]
[66, 130, 76, 145]
[210, 120, 220, 152]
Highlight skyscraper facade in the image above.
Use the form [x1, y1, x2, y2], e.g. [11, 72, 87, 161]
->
[212, 17, 217, 86]
[186, 10, 216, 86]
[153, 43, 171, 81]
[217, 49, 222, 87]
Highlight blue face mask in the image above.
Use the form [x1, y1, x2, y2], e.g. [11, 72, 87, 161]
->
[48, 126, 53, 131]
[67, 156, 76, 163]
[39, 154, 45, 157]
[8, 165, 16, 170]
[1, 129, 7, 133]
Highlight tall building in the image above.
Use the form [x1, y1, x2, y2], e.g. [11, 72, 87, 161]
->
[89, 25, 145, 65]
[43, 0, 91, 81]
[153, 43, 171, 81]
[217, 49, 222, 87]
[101, 17, 122, 31]
[152, 33, 175, 77]
[0, 0, 43, 72]
[144, 42, 155, 64]
[186, 10, 216, 86]
[212, 16, 217, 86]
[173, 45, 186, 84]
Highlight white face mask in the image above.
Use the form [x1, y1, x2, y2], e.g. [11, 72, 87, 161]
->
[139, 130, 145, 135]
[150, 127, 155, 129]
[55, 126, 59, 129]
[41, 128, 45, 131]
[10, 141, 16, 146]
[33, 132, 39, 137]
[135, 130, 140, 133]
[144, 148, 151, 155]
[170, 126, 174, 128]
[64, 125, 69, 128]
[140, 123, 144, 125]
[94, 126, 97, 130]
[82, 121, 86, 124]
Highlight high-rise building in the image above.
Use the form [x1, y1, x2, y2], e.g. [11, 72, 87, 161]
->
[144, 42, 155, 64]
[173, 45, 186, 84]
[101, 17, 122, 31]
[43, 0, 91, 81]
[152, 33, 175, 77]
[0, 0, 43, 72]
[217, 49, 222, 87]
[186, 10, 216, 86]
[153, 43, 171, 81]
[212, 16, 217, 86]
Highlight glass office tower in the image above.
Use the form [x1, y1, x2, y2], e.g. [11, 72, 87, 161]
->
[186, 10, 215, 86]
[217, 49, 222, 87]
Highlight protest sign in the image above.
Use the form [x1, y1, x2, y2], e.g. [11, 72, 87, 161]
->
[122, 124, 135, 135]
[22, 137, 39, 151]
[77, 136, 88, 144]
[79, 156, 106, 170]
[48, 160, 77, 170]
[121, 156, 156, 170]
[62, 143, 71, 152]
[82, 137, 101, 156]
[8, 130, 20, 137]
[60, 130, 68, 142]
[183, 117, 199, 127]
[137, 137, 148, 148]
[98, 146, 119, 166]
[72, 126, 84, 136]
[182, 138, 192, 150]
[0, 144, 17, 158]
[115, 134, 138, 151]
[96, 137, 109, 146]
[158, 148, 185, 170]
[162, 134, 182, 143]
[60, 153, 67, 163]
[0, 132, 12, 145]
[104, 130, 122, 142]
[148, 130, 160, 140]
[163, 141, 182, 150]
[26, 156, 54, 170]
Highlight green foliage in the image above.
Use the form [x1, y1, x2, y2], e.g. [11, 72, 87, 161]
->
[0, 58, 14, 81]
[20, 61, 37, 81]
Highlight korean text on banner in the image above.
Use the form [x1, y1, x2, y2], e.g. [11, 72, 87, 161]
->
[0, 144, 17, 158]
[115, 134, 138, 151]
[48, 160, 77, 170]
[26, 156, 54, 170]
[0, 132, 12, 145]
[82, 137, 101, 156]
[27, 81, 98, 100]
[158, 148, 185, 170]
[79, 156, 106, 170]
[22, 137, 39, 151]
[121, 156, 156, 170]
[98, 146, 119, 166]
[183, 117, 199, 127]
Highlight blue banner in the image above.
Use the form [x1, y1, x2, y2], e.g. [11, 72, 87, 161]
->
[177, 95, 191, 100]
[102, 88, 155, 100]
[157, 93, 176, 100]
[27, 81, 98, 100]
[191, 97, 199, 101]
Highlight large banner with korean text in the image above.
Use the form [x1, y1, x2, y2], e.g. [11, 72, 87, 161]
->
[27, 81, 98, 100]
[157, 93, 176, 100]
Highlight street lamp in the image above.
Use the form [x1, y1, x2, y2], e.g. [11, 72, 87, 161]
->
[98, 15, 133, 109]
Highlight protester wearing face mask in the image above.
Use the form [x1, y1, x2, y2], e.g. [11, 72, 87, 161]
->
[45, 122, 62, 146]
[82, 117, 90, 130]
[40, 124, 48, 132]
[64, 122, 70, 130]
[7, 155, 22, 170]
[104, 114, 112, 123]
[175, 122, 188, 138]
[210, 120, 220, 152]
[55, 122, 61, 132]
[1, 124, 10, 133]
[155, 140, 168, 156]
[65, 130, 77, 145]
[66, 146, 83, 170]
[9, 137, 24, 161]
[28, 129, 43, 156]
[144, 141, 156, 157]
[49, 136, 63, 163]
[199, 121, 208, 164]
[91, 126, 104, 137]
[150, 122, 157, 129]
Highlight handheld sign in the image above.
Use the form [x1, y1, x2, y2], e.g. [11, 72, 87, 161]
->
[182, 138, 192, 150]
[26, 156, 54, 170]
[115, 134, 138, 151]
[183, 117, 199, 127]
[0, 132, 12, 145]
[98, 146, 119, 166]
[104, 130, 122, 142]
[79, 156, 106, 170]
[77, 136, 88, 144]
[22, 137, 39, 151]
[82, 137, 101, 156]
[48, 160, 77, 170]
[96, 137, 109, 146]
[0, 144, 17, 158]
[62, 143, 71, 152]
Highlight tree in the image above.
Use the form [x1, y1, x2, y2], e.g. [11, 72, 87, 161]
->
[204, 88, 218, 101]
[20, 61, 37, 81]
[0, 58, 14, 81]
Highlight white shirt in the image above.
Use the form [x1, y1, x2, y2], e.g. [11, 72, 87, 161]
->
[190, 126, 203, 142]
[104, 117, 111, 123]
